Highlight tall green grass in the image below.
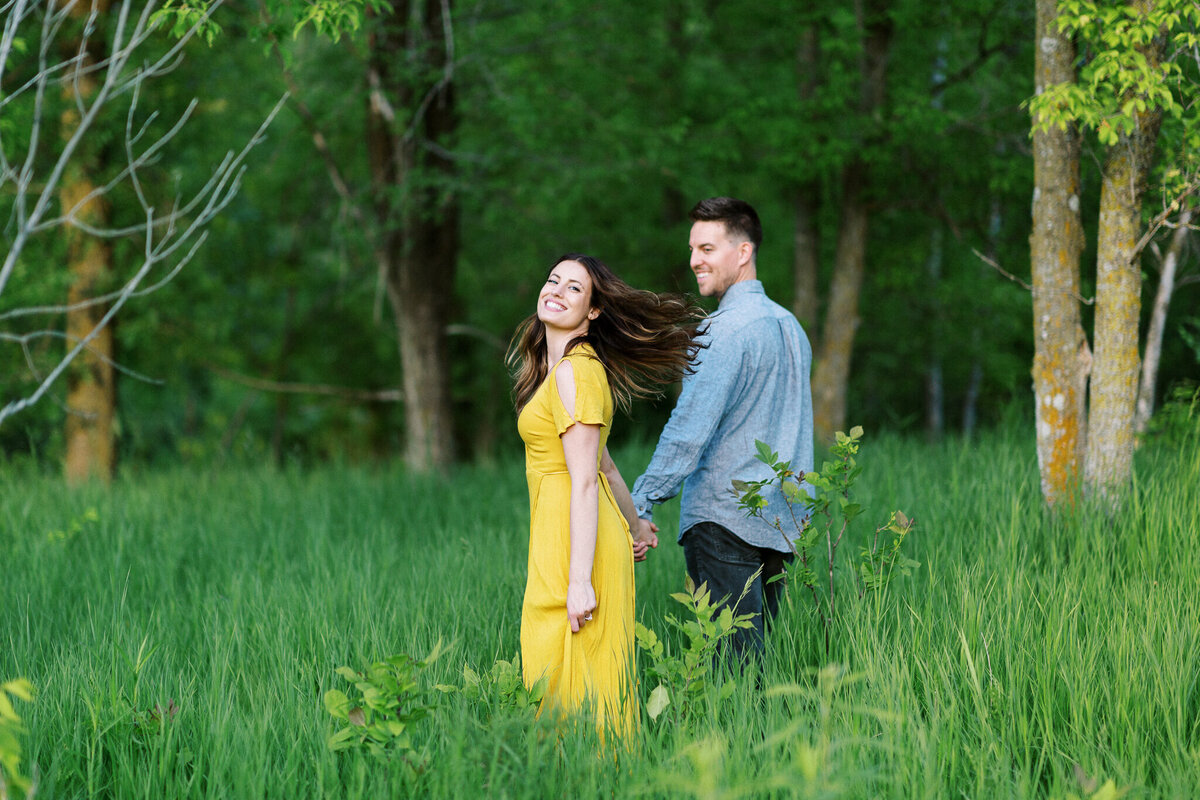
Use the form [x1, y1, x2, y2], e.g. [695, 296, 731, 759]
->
[2, 418, 1198, 798]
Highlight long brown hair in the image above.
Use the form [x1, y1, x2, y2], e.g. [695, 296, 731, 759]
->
[507, 253, 705, 414]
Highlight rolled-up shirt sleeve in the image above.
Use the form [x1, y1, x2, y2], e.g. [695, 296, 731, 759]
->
[630, 325, 738, 518]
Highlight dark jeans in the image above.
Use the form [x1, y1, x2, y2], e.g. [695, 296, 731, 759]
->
[681, 521, 792, 665]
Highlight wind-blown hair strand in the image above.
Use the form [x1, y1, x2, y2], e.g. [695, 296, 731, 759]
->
[507, 254, 705, 414]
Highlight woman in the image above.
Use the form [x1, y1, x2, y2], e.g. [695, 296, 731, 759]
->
[508, 253, 702, 732]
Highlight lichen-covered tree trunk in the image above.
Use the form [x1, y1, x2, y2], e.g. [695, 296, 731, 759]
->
[367, 0, 458, 472]
[1085, 106, 1164, 503]
[62, 0, 116, 485]
[1135, 205, 1191, 433]
[1029, 0, 1086, 509]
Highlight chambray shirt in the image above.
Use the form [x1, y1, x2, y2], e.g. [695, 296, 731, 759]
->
[631, 280, 814, 552]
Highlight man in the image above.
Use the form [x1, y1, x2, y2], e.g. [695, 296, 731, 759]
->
[631, 196, 814, 662]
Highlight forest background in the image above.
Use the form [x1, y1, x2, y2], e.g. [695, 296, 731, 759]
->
[1, 0, 1198, 479]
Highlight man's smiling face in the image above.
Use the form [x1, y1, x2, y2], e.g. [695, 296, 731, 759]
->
[688, 220, 752, 300]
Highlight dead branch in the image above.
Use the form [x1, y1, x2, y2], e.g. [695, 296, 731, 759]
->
[207, 363, 403, 402]
[974, 248, 1096, 305]
[0, 0, 284, 428]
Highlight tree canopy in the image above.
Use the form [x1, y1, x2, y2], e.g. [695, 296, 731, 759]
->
[2, 0, 1197, 480]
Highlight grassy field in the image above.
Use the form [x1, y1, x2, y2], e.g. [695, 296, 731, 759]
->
[2, 416, 1198, 799]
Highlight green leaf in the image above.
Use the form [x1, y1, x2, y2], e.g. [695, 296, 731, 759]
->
[2, 681, 34, 705]
[323, 689, 350, 718]
[327, 726, 358, 751]
[754, 439, 775, 464]
[0, 693, 15, 722]
[646, 684, 671, 721]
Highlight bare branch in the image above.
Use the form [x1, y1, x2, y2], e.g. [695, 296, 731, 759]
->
[974, 248, 1096, 305]
[0, 0, 283, 428]
[1132, 183, 1200, 262]
[0, 329, 165, 385]
[207, 363, 403, 403]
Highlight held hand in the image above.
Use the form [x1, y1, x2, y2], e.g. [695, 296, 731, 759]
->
[632, 518, 659, 562]
[566, 580, 597, 633]
[632, 538, 650, 561]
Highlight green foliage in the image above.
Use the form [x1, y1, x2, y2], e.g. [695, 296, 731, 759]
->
[0, 678, 35, 800]
[151, 1, 223, 45]
[153, 0, 392, 44]
[45, 507, 98, 545]
[322, 641, 447, 769]
[734, 427, 917, 656]
[285, 0, 393, 42]
[1029, 1, 1200, 142]
[439, 655, 547, 719]
[1145, 381, 1200, 441]
[635, 578, 756, 726]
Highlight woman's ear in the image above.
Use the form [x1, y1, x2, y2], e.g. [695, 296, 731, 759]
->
[588, 308, 601, 321]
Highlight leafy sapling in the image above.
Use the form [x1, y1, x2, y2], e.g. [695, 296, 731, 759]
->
[733, 427, 917, 656]
[440, 655, 548, 719]
[635, 575, 757, 726]
[323, 640, 448, 772]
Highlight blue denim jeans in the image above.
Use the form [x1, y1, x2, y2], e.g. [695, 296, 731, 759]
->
[681, 521, 792, 665]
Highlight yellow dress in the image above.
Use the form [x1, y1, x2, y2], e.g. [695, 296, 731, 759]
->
[517, 345, 636, 733]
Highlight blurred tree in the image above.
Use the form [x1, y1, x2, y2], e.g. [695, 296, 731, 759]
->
[1136, 203, 1194, 433]
[60, 0, 118, 484]
[0, 0, 280, 480]
[364, 0, 459, 472]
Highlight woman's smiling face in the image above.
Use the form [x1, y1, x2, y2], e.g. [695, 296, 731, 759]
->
[537, 259, 598, 333]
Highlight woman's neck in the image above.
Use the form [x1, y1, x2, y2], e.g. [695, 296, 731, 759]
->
[544, 326, 587, 370]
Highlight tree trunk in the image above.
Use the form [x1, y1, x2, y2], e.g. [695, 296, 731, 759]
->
[924, 224, 944, 441]
[813, 166, 867, 447]
[367, 0, 458, 472]
[1135, 206, 1192, 434]
[271, 285, 297, 467]
[1084, 106, 1164, 504]
[811, 0, 891, 448]
[792, 188, 820, 336]
[966, 189, 1004, 438]
[62, 0, 116, 486]
[1029, 0, 1087, 509]
[791, 26, 820, 336]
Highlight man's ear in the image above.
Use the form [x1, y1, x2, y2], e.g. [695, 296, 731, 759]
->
[738, 240, 754, 267]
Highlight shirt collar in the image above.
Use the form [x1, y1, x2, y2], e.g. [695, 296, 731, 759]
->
[717, 279, 764, 309]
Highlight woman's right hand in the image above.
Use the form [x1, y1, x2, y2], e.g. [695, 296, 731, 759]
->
[566, 580, 597, 633]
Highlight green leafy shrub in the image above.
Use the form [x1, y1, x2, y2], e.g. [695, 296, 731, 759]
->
[323, 641, 448, 770]
[733, 427, 917, 655]
[635, 578, 756, 725]
[441, 655, 547, 719]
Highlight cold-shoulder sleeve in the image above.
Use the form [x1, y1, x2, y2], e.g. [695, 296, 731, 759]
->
[551, 353, 612, 435]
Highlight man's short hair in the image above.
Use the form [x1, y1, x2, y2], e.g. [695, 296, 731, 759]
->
[688, 197, 763, 251]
